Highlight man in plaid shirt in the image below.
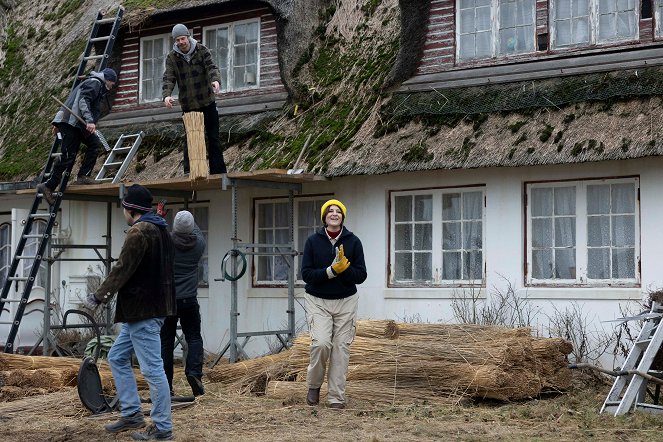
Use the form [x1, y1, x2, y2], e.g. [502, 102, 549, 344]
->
[163, 24, 227, 175]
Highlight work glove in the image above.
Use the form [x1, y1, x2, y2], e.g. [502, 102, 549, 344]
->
[331, 245, 350, 275]
[157, 199, 168, 217]
[82, 293, 101, 310]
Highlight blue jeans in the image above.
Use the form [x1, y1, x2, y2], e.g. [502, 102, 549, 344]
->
[161, 297, 204, 392]
[108, 318, 172, 432]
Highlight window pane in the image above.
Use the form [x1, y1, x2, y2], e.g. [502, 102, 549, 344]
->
[259, 204, 273, 227]
[555, 249, 576, 279]
[532, 218, 552, 248]
[612, 215, 635, 247]
[554, 187, 576, 215]
[414, 195, 432, 221]
[588, 248, 610, 279]
[532, 249, 553, 279]
[557, 0, 571, 19]
[587, 185, 610, 214]
[464, 251, 483, 280]
[463, 221, 483, 249]
[464, 192, 483, 219]
[395, 224, 412, 250]
[414, 253, 432, 280]
[612, 183, 635, 213]
[258, 256, 272, 280]
[442, 194, 461, 220]
[442, 252, 461, 279]
[395, 253, 412, 280]
[612, 248, 635, 278]
[298, 201, 314, 225]
[443, 222, 462, 249]
[587, 216, 610, 247]
[395, 196, 412, 222]
[554, 217, 576, 247]
[531, 188, 552, 216]
[460, 9, 476, 33]
[274, 203, 288, 228]
[476, 31, 492, 57]
[414, 224, 432, 250]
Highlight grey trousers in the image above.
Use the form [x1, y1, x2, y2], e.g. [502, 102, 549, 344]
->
[305, 293, 358, 404]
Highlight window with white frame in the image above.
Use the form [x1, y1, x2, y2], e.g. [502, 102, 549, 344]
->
[550, 0, 638, 49]
[390, 188, 485, 286]
[457, 0, 536, 61]
[255, 197, 327, 285]
[140, 34, 171, 103]
[0, 223, 10, 287]
[204, 19, 260, 92]
[21, 220, 46, 288]
[526, 178, 639, 285]
[164, 206, 209, 286]
[656, 0, 663, 36]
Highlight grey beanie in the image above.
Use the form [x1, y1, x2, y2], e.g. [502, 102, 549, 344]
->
[174, 210, 194, 234]
[172, 24, 190, 39]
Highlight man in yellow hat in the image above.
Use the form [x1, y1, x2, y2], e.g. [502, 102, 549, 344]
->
[301, 198, 367, 409]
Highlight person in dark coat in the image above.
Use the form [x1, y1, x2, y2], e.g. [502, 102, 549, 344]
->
[160, 210, 206, 396]
[301, 199, 367, 409]
[84, 184, 176, 441]
[37, 68, 117, 205]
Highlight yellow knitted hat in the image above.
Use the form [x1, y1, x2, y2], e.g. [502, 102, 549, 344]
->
[320, 199, 346, 223]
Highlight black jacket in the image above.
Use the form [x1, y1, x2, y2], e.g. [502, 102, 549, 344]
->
[301, 227, 367, 299]
[171, 224, 206, 300]
[95, 213, 176, 323]
[52, 71, 108, 130]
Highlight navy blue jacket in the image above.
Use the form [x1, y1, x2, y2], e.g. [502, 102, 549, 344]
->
[301, 227, 367, 299]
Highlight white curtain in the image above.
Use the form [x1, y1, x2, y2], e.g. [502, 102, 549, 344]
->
[498, 0, 535, 54]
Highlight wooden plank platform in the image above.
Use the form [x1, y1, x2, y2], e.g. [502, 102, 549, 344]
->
[17, 169, 327, 198]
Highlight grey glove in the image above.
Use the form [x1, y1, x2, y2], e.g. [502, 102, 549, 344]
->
[82, 293, 101, 310]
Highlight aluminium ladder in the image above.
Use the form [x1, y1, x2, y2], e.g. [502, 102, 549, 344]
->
[601, 301, 663, 415]
[95, 132, 145, 184]
[0, 8, 124, 353]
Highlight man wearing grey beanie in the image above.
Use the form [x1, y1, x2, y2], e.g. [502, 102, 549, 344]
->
[162, 23, 226, 176]
[160, 210, 207, 396]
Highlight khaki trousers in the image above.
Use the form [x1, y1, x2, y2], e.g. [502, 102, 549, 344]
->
[305, 293, 358, 404]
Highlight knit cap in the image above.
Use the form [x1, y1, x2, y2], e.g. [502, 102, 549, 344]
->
[173, 210, 194, 234]
[172, 24, 190, 39]
[122, 184, 153, 213]
[320, 199, 346, 224]
[102, 68, 117, 83]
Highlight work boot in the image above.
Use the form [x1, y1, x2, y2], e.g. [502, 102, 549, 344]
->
[131, 424, 173, 441]
[306, 387, 320, 406]
[75, 176, 98, 185]
[187, 375, 205, 396]
[104, 411, 146, 433]
[36, 183, 55, 206]
[329, 403, 346, 410]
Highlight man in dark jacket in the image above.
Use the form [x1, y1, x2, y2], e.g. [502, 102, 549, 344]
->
[160, 210, 206, 396]
[37, 68, 117, 205]
[162, 24, 226, 175]
[301, 199, 367, 409]
[85, 184, 176, 441]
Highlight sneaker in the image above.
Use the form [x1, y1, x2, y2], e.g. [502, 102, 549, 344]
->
[36, 183, 55, 206]
[306, 388, 320, 406]
[187, 375, 205, 396]
[104, 411, 146, 433]
[75, 176, 98, 185]
[131, 424, 173, 441]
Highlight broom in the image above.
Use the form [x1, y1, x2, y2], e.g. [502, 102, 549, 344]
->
[51, 95, 111, 151]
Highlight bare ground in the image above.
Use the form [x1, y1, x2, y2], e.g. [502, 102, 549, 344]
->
[1, 372, 663, 442]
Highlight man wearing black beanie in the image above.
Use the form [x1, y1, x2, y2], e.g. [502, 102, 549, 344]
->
[84, 184, 177, 440]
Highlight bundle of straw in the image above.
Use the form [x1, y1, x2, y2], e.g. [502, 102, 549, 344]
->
[206, 352, 290, 395]
[182, 112, 207, 181]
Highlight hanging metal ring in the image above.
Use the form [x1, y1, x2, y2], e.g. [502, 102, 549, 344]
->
[221, 249, 247, 281]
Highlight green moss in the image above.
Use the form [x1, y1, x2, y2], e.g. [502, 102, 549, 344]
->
[508, 147, 517, 160]
[402, 142, 433, 163]
[292, 43, 315, 78]
[44, 0, 83, 21]
[538, 124, 554, 142]
[557, 142, 565, 153]
[508, 120, 527, 133]
[620, 138, 631, 152]
[553, 130, 564, 144]
[527, 147, 535, 154]
[513, 133, 527, 146]
[470, 113, 488, 132]
[571, 141, 585, 156]
[362, 0, 381, 16]
[562, 114, 575, 124]
[649, 139, 656, 147]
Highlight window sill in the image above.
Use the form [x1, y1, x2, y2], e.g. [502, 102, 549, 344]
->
[517, 286, 642, 300]
[383, 287, 486, 299]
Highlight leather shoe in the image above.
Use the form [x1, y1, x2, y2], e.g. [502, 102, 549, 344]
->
[306, 387, 320, 406]
[329, 403, 345, 410]
[186, 375, 205, 396]
[75, 176, 98, 185]
[104, 411, 145, 433]
[36, 183, 55, 206]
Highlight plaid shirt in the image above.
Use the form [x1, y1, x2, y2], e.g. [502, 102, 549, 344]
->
[162, 44, 220, 112]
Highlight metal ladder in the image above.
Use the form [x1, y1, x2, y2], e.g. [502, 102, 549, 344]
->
[95, 131, 145, 184]
[0, 8, 124, 353]
[601, 301, 663, 415]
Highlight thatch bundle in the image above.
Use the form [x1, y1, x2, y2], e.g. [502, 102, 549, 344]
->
[182, 111, 207, 180]
[0, 386, 48, 402]
[207, 320, 573, 404]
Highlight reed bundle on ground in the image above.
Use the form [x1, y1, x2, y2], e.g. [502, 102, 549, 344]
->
[206, 320, 573, 403]
[182, 111, 207, 181]
[206, 352, 290, 395]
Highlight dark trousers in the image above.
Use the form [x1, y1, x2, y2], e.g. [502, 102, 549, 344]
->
[160, 297, 204, 392]
[182, 101, 227, 174]
[46, 124, 101, 190]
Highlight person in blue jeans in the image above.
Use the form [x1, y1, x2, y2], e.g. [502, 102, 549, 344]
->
[84, 184, 176, 441]
[160, 210, 206, 396]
